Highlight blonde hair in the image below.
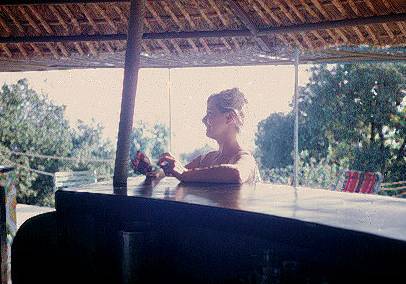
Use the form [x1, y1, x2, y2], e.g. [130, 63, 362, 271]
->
[208, 88, 248, 132]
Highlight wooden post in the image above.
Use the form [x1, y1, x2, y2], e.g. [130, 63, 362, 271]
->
[293, 50, 300, 188]
[113, 0, 145, 190]
[168, 68, 172, 153]
[0, 166, 16, 284]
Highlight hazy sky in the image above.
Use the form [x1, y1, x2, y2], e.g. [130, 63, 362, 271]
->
[0, 65, 310, 157]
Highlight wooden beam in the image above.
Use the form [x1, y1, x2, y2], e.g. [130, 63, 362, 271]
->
[49, 5, 85, 55]
[0, 0, 129, 4]
[113, 0, 145, 190]
[60, 4, 98, 56]
[299, 0, 343, 43]
[347, 0, 378, 45]
[273, 0, 326, 47]
[254, 0, 307, 49]
[145, 1, 180, 54]
[0, 9, 28, 58]
[208, 0, 241, 50]
[252, 1, 290, 47]
[0, 43, 12, 58]
[79, 4, 113, 52]
[19, 6, 60, 58]
[27, 5, 69, 57]
[365, 0, 395, 39]
[174, 1, 212, 54]
[322, 49, 406, 61]
[160, 1, 199, 52]
[92, 3, 118, 33]
[3, 6, 39, 57]
[225, 0, 271, 52]
[191, 0, 231, 50]
[331, 0, 365, 43]
[1, 12, 405, 43]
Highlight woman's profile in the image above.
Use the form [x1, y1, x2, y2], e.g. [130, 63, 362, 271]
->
[132, 88, 260, 184]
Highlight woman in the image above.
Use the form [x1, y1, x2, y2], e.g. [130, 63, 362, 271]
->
[132, 88, 260, 184]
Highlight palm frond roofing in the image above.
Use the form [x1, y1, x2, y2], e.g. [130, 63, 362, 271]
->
[0, 0, 405, 71]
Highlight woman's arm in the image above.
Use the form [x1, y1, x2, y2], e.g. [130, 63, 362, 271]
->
[180, 154, 255, 184]
[180, 165, 241, 183]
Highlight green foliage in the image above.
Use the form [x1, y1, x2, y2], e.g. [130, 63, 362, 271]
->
[0, 144, 37, 201]
[0, 79, 115, 206]
[68, 120, 115, 180]
[256, 63, 406, 188]
[129, 121, 169, 173]
[255, 113, 294, 169]
[0, 79, 72, 205]
[260, 150, 345, 189]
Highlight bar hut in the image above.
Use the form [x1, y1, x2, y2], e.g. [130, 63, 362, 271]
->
[1, 1, 406, 283]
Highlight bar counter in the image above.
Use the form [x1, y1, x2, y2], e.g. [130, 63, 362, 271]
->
[54, 177, 406, 283]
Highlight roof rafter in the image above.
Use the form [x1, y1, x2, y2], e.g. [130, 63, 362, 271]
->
[300, 0, 345, 44]
[2, 6, 41, 57]
[160, 1, 199, 52]
[174, 1, 212, 54]
[365, 0, 395, 39]
[60, 4, 98, 56]
[0, 11, 26, 58]
[49, 5, 85, 55]
[347, 0, 379, 45]
[275, 0, 327, 46]
[331, 0, 365, 43]
[225, 0, 272, 52]
[208, 0, 241, 50]
[145, 1, 181, 54]
[251, 1, 291, 47]
[0, 0, 405, 70]
[2, 12, 404, 44]
[254, 0, 309, 49]
[27, 5, 69, 57]
[78, 4, 112, 52]
[380, 0, 406, 36]
[18, 5, 60, 59]
[190, 0, 232, 50]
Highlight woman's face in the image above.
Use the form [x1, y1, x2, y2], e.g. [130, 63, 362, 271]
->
[202, 99, 232, 140]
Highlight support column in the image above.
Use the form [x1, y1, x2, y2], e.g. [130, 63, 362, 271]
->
[113, 0, 145, 191]
[293, 49, 300, 188]
[168, 68, 172, 153]
[0, 166, 16, 284]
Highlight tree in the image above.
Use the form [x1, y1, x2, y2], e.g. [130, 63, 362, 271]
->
[0, 79, 116, 206]
[255, 63, 406, 184]
[68, 120, 115, 180]
[0, 79, 72, 205]
[129, 121, 169, 172]
[255, 113, 294, 170]
[299, 64, 405, 179]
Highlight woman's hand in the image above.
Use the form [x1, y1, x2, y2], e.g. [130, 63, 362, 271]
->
[158, 152, 186, 180]
[131, 151, 153, 175]
[143, 168, 165, 185]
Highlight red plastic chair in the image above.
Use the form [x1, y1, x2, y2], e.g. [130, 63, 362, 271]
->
[335, 170, 382, 194]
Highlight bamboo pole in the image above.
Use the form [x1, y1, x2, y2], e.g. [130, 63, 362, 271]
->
[293, 49, 300, 188]
[168, 68, 172, 153]
[113, 0, 145, 191]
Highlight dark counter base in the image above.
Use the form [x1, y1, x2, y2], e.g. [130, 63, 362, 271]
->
[11, 186, 406, 284]
[47, 191, 406, 284]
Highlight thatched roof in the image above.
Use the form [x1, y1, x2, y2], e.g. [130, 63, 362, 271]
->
[0, 0, 405, 71]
